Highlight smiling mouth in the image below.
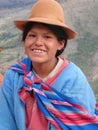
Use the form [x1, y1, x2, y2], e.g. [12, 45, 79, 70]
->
[32, 49, 46, 53]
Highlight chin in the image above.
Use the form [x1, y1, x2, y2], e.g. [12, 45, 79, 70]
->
[30, 57, 45, 63]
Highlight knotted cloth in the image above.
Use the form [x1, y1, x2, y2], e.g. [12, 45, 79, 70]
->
[10, 58, 98, 130]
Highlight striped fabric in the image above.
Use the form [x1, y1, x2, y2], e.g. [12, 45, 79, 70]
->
[10, 58, 98, 130]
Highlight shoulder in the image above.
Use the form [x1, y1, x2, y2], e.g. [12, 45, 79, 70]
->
[59, 57, 85, 79]
[61, 61, 87, 82]
[2, 69, 23, 91]
[57, 61, 94, 97]
[4, 69, 20, 81]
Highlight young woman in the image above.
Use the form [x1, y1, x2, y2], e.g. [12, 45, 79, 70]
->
[0, 0, 98, 130]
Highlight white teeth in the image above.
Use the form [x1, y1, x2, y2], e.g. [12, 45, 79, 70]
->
[33, 49, 45, 53]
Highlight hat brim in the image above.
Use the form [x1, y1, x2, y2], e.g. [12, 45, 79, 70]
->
[14, 18, 77, 39]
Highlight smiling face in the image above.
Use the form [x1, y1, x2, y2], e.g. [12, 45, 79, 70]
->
[23, 23, 64, 66]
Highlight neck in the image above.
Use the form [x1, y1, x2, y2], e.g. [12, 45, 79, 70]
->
[32, 58, 58, 78]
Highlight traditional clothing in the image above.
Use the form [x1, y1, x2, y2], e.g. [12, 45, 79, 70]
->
[0, 57, 97, 130]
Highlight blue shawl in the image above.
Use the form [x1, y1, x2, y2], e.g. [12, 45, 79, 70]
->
[10, 57, 98, 130]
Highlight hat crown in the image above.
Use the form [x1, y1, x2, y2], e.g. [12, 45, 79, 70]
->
[14, 0, 77, 39]
[29, 0, 64, 23]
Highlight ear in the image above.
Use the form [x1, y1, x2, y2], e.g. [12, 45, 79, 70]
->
[58, 40, 65, 50]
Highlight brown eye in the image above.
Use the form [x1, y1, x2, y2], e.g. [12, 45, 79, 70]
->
[45, 35, 51, 39]
[29, 34, 36, 37]
[27, 33, 36, 38]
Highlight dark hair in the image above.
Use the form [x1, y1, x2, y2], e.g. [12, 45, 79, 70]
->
[22, 22, 68, 57]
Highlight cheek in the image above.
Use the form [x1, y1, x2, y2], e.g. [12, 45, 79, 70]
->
[23, 42, 30, 54]
[23, 40, 31, 48]
[48, 42, 60, 51]
[49, 45, 58, 55]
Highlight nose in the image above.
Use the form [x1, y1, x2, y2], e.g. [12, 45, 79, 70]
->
[35, 36, 43, 46]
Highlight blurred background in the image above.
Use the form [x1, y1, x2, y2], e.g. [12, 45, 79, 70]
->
[0, 0, 98, 100]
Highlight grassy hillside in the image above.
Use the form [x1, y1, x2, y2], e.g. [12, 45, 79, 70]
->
[0, 0, 98, 99]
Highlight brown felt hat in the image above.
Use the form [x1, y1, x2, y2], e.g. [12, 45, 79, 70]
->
[14, 0, 77, 39]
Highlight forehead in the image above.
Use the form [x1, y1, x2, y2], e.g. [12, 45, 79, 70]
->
[30, 23, 53, 32]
